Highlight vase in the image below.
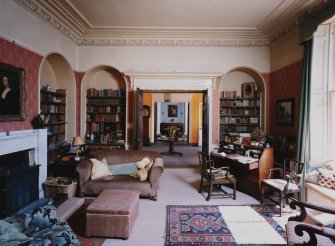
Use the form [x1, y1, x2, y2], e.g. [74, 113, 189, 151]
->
[31, 114, 44, 129]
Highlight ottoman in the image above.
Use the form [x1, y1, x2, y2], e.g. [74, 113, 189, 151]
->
[86, 189, 139, 239]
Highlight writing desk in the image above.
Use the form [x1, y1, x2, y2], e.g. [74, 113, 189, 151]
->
[156, 137, 183, 156]
[210, 147, 273, 198]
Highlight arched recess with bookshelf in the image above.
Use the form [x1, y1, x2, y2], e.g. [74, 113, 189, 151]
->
[80, 66, 128, 150]
[218, 67, 267, 147]
[39, 53, 76, 163]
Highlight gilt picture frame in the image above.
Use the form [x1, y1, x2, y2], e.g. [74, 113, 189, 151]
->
[277, 98, 294, 125]
[0, 62, 25, 121]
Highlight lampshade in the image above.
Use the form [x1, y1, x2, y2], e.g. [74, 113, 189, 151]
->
[72, 136, 84, 146]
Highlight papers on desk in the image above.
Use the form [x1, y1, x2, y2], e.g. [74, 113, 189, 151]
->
[217, 152, 227, 157]
[225, 154, 258, 164]
[235, 156, 259, 164]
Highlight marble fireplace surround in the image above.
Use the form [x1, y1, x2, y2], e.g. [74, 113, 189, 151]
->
[0, 129, 47, 197]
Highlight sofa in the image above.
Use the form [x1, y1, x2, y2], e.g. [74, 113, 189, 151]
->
[305, 161, 335, 217]
[76, 149, 164, 200]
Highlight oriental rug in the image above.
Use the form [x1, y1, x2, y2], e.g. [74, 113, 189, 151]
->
[165, 204, 287, 246]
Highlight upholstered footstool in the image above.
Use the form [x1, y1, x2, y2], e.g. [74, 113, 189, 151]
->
[86, 189, 139, 239]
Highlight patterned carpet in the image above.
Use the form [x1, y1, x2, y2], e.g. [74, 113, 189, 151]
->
[166, 204, 286, 246]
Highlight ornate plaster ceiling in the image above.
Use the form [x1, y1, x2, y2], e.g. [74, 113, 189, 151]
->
[15, 0, 331, 47]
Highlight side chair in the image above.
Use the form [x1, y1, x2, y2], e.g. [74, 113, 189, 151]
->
[198, 151, 236, 201]
[260, 158, 304, 216]
[286, 199, 335, 245]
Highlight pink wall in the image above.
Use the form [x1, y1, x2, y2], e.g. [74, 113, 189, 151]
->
[0, 36, 303, 142]
[269, 60, 302, 137]
[0, 38, 43, 131]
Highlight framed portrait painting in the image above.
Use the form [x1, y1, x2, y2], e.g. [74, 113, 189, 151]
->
[277, 98, 294, 125]
[168, 105, 178, 117]
[0, 62, 25, 121]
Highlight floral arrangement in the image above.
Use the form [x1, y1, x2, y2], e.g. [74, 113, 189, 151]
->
[165, 126, 179, 138]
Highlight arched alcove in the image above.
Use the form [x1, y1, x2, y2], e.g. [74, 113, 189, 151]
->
[219, 67, 267, 144]
[39, 53, 76, 143]
[80, 65, 127, 145]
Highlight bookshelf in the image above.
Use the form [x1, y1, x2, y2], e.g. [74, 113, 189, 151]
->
[85, 88, 125, 150]
[219, 97, 260, 141]
[40, 89, 69, 163]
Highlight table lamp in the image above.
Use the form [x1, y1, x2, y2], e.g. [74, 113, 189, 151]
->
[72, 136, 84, 161]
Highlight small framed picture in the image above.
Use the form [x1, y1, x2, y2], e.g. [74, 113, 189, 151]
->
[277, 98, 294, 125]
[168, 105, 178, 117]
[241, 82, 255, 99]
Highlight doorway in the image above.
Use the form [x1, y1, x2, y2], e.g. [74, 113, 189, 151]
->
[134, 90, 208, 167]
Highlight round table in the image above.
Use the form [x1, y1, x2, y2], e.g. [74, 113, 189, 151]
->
[156, 137, 184, 156]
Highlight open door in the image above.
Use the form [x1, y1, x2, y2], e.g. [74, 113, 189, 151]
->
[202, 90, 209, 154]
[133, 88, 143, 150]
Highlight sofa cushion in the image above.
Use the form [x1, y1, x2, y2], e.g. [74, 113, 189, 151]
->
[131, 157, 153, 181]
[90, 158, 112, 180]
[109, 163, 138, 175]
[306, 169, 320, 184]
[317, 168, 335, 189]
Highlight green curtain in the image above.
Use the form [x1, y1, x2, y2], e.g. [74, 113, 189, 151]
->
[297, 38, 313, 201]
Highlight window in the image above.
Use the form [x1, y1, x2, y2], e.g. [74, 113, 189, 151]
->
[310, 20, 335, 164]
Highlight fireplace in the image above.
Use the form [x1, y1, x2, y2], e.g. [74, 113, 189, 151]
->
[0, 130, 47, 217]
[0, 150, 39, 217]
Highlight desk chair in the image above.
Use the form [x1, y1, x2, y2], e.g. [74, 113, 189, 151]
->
[286, 199, 335, 245]
[198, 151, 236, 201]
[261, 158, 304, 216]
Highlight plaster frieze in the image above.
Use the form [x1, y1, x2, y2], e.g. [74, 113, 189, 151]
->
[124, 71, 223, 80]
[15, 0, 79, 43]
[78, 38, 270, 47]
[14, 0, 331, 47]
[265, 0, 332, 44]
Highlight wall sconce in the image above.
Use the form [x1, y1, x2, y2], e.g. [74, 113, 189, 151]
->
[164, 93, 171, 102]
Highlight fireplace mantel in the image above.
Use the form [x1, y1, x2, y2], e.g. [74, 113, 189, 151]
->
[0, 129, 47, 197]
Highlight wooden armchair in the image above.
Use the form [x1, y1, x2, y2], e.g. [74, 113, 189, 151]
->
[286, 199, 335, 245]
[198, 151, 236, 201]
[261, 159, 304, 216]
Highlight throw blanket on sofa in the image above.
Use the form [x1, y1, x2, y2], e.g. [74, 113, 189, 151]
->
[109, 163, 138, 175]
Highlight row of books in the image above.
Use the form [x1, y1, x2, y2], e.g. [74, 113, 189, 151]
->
[87, 143, 125, 151]
[87, 114, 122, 122]
[220, 125, 259, 134]
[220, 91, 237, 99]
[87, 88, 124, 97]
[220, 117, 259, 125]
[85, 132, 124, 144]
[220, 99, 260, 107]
[87, 105, 122, 113]
[86, 122, 123, 132]
[87, 98, 123, 106]
[220, 107, 259, 116]
[46, 124, 65, 135]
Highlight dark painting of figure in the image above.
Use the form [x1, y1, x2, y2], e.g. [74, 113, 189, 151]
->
[168, 105, 178, 117]
[0, 64, 23, 118]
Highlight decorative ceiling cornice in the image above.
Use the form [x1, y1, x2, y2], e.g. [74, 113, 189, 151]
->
[260, 0, 332, 45]
[15, 0, 80, 43]
[14, 0, 332, 48]
[78, 38, 270, 47]
[124, 71, 223, 80]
